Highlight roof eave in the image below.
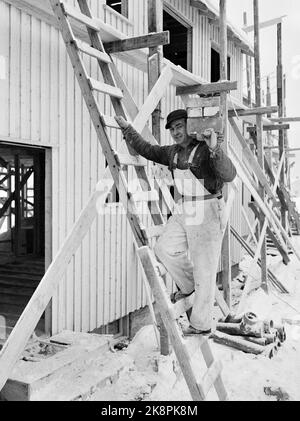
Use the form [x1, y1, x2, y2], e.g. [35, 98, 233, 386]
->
[190, 0, 254, 56]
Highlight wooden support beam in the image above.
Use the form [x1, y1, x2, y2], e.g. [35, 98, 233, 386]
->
[237, 151, 286, 313]
[277, 22, 287, 229]
[230, 226, 289, 293]
[244, 2, 269, 294]
[249, 130, 288, 213]
[227, 106, 278, 118]
[229, 145, 300, 262]
[134, 65, 173, 133]
[241, 207, 258, 246]
[148, 0, 170, 357]
[247, 124, 290, 132]
[249, 203, 290, 266]
[270, 117, 300, 123]
[243, 12, 252, 105]
[0, 157, 8, 168]
[264, 147, 300, 153]
[176, 80, 238, 96]
[219, 0, 231, 310]
[0, 167, 33, 219]
[104, 31, 170, 53]
[244, 15, 287, 33]
[229, 118, 277, 203]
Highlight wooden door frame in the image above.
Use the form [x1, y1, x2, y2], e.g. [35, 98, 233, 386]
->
[0, 140, 53, 335]
[44, 147, 52, 335]
[163, 2, 193, 72]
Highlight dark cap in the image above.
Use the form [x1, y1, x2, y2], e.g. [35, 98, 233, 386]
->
[165, 109, 187, 129]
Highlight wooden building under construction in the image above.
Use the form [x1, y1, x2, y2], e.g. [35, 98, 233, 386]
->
[0, 0, 272, 338]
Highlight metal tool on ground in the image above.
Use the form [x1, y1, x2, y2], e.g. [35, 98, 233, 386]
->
[212, 312, 286, 358]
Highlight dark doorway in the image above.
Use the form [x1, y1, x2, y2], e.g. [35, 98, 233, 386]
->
[0, 144, 46, 336]
[163, 10, 192, 71]
[211, 47, 231, 82]
[106, 0, 128, 17]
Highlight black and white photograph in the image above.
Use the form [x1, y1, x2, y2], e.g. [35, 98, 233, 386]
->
[0, 0, 300, 405]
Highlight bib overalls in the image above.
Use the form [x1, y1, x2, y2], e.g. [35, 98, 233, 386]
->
[154, 144, 227, 331]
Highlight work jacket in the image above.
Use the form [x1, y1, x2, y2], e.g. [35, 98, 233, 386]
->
[122, 125, 237, 195]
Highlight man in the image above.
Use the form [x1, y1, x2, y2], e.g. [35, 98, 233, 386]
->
[115, 109, 236, 335]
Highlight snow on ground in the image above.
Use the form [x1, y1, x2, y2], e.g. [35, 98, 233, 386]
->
[88, 237, 300, 402]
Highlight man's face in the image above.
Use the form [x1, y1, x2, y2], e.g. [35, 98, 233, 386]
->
[169, 118, 189, 147]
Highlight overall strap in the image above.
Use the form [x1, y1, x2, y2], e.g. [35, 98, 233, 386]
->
[173, 144, 200, 169]
[188, 144, 201, 165]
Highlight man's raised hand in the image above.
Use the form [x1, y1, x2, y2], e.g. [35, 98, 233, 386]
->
[115, 116, 129, 130]
[203, 128, 218, 151]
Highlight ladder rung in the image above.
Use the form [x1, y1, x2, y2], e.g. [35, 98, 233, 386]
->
[129, 190, 159, 203]
[89, 78, 123, 99]
[172, 293, 195, 319]
[62, 3, 100, 32]
[201, 360, 223, 397]
[116, 154, 147, 167]
[75, 39, 111, 63]
[102, 115, 122, 129]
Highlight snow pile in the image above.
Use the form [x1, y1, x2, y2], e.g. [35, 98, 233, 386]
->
[89, 238, 300, 402]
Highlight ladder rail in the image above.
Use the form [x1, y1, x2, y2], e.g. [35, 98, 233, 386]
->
[138, 246, 228, 401]
[50, 0, 165, 246]
[75, 0, 166, 226]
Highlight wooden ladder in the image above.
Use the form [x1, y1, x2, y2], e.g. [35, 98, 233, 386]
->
[49, 0, 228, 401]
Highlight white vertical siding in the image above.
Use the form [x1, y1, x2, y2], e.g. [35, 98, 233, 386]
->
[0, 0, 248, 335]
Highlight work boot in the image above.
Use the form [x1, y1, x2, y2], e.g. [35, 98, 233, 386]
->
[170, 290, 194, 304]
[182, 325, 212, 336]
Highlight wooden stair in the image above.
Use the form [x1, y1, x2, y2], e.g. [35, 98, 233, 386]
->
[0, 257, 45, 333]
